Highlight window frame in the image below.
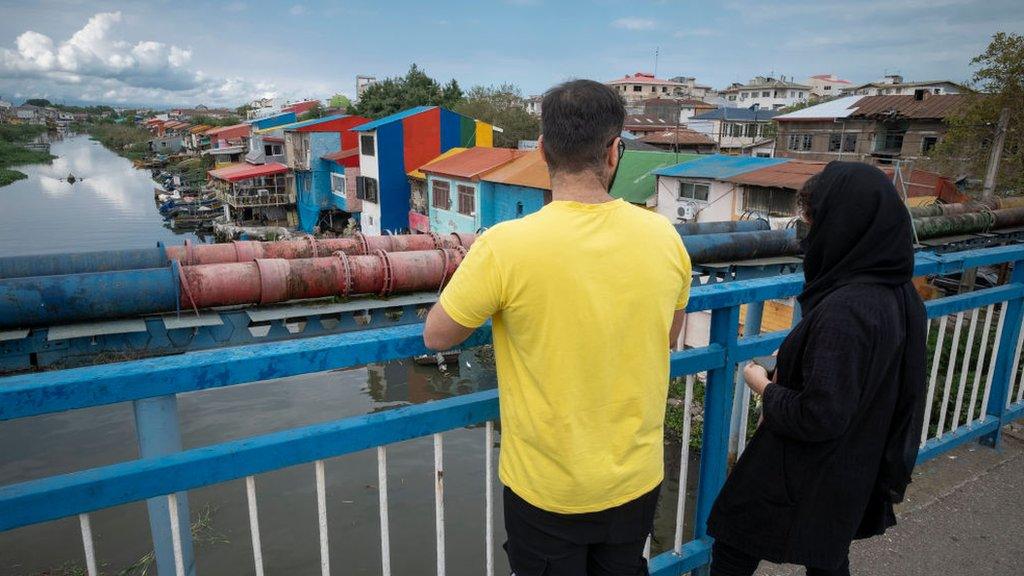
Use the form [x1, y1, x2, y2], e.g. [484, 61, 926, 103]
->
[360, 134, 375, 157]
[678, 180, 711, 202]
[330, 173, 346, 198]
[431, 179, 452, 210]
[456, 184, 476, 216]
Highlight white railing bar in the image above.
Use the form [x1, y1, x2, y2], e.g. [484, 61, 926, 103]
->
[485, 421, 495, 576]
[921, 315, 948, 445]
[643, 535, 651, 560]
[168, 493, 186, 576]
[1011, 322, 1024, 405]
[968, 305, 995, 424]
[315, 459, 331, 576]
[246, 475, 266, 576]
[434, 433, 446, 576]
[981, 303, 1006, 419]
[936, 312, 964, 437]
[736, 379, 751, 458]
[78, 513, 98, 576]
[926, 317, 932, 341]
[673, 375, 695, 554]
[952, 308, 979, 430]
[378, 446, 392, 576]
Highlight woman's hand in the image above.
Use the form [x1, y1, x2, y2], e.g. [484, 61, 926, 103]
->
[743, 362, 772, 396]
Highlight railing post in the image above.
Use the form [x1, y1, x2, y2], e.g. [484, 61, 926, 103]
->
[980, 260, 1024, 448]
[729, 301, 763, 464]
[692, 304, 741, 573]
[133, 395, 196, 576]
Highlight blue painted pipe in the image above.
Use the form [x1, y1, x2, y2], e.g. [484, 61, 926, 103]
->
[0, 246, 167, 280]
[675, 219, 769, 236]
[0, 267, 179, 329]
[682, 229, 800, 264]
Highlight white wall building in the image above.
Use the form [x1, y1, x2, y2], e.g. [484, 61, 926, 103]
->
[840, 75, 967, 96]
[719, 76, 811, 110]
[356, 131, 381, 235]
[805, 74, 853, 99]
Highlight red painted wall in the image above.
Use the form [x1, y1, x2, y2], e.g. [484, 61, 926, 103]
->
[401, 108, 441, 174]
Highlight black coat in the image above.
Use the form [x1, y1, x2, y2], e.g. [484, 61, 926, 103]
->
[707, 162, 927, 570]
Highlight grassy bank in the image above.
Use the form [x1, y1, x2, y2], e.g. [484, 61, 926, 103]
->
[0, 124, 55, 187]
[82, 122, 152, 161]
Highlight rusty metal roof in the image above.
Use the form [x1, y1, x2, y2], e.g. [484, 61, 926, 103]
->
[724, 161, 827, 190]
[419, 147, 525, 180]
[479, 149, 551, 190]
[849, 94, 968, 119]
[638, 128, 715, 146]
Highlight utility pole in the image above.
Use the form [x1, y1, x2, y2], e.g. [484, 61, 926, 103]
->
[982, 106, 1010, 201]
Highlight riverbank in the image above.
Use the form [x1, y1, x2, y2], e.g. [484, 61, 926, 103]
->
[0, 125, 55, 187]
[78, 122, 151, 161]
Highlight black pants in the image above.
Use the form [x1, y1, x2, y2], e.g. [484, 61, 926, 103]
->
[710, 541, 850, 576]
[503, 485, 659, 576]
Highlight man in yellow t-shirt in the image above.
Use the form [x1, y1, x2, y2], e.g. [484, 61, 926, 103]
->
[424, 79, 691, 576]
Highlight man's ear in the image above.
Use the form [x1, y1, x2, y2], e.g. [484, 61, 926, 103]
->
[608, 136, 621, 168]
[537, 135, 546, 162]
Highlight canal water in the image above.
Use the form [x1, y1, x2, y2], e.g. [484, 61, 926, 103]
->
[0, 135, 698, 575]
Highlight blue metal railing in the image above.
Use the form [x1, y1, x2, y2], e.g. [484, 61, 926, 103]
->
[1, 244, 1022, 576]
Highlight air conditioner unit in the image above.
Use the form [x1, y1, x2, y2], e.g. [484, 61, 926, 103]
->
[677, 203, 696, 221]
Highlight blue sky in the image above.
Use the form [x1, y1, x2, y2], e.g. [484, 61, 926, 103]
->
[0, 0, 1021, 107]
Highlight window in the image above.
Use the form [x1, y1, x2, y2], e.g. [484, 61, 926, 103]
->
[843, 134, 857, 152]
[633, 85, 642, 92]
[661, 86, 668, 93]
[678, 181, 710, 202]
[457, 184, 475, 216]
[789, 133, 813, 151]
[799, 92, 805, 97]
[762, 91, 770, 97]
[431, 180, 451, 210]
[828, 133, 842, 152]
[922, 136, 938, 154]
[730, 123, 743, 137]
[823, 85, 832, 91]
[880, 131, 905, 152]
[934, 88, 942, 94]
[356, 176, 378, 203]
[330, 173, 346, 198]
[728, 95, 737, 101]
[264, 144, 282, 156]
[759, 123, 776, 139]
[802, 134, 813, 150]
[743, 186, 797, 217]
[360, 134, 375, 157]
[744, 124, 758, 138]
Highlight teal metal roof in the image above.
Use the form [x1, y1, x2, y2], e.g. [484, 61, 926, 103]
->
[351, 106, 437, 131]
[283, 114, 349, 131]
[653, 154, 788, 179]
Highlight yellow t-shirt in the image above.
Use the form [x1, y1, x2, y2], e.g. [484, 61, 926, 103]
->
[439, 198, 692, 513]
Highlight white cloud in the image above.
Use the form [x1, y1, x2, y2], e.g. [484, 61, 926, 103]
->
[0, 11, 275, 107]
[289, 4, 307, 16]
[612, 17, 657, 31]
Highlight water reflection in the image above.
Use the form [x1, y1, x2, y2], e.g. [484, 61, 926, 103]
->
[0, 134, 204, 257]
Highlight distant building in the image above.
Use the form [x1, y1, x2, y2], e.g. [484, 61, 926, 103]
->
[773, 93, 968, 165]
[478, 150, 552, 227]
[606, 72, 687, 113]
[525, 95, 542, 117]
[719, 76, 811, 110]
[357, 75, 377, 99]
[687, 108, 779, 156]
[652, 155, 787, 224]
[351, 106, 495, 234]
[609, 150, 702, 208]
[208, 162, 295, 227]
[643, 98, 716, 124]
[805, 74, 853, 99]
[668, 76, 716, 100]
[637, 128, 717, 153]
[840, 75, 968, 97]
[149, 135, 184, 154]
[623, 114, 674, 138]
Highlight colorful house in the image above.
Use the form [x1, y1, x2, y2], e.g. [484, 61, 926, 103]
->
[203, 123, 251, 167]
[652, 155, 787, 223]
[477, 150, 551, 227]
[407, 147, 466, 232]
[249, 111, 297, 132]
[351, 106, 494, 234]
[418, 147, 526, 234]
[208, 162, 296, 227]
[282, 114, 370, 232]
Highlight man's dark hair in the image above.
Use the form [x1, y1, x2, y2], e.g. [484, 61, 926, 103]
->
[541, 80, 625, 174]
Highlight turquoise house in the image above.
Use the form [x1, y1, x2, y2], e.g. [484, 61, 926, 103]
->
[420, 148, 549, 234]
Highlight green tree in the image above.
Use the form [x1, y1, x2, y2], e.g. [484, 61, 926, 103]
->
[930, 32, 1024, 194]
[354, 64, 459, 118]
[298, 102, 325, 121]
[328, 93, 352, 110]
[25, 98, 52, 107]
[455, 83, 539, 148]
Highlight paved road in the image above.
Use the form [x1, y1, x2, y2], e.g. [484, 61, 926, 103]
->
[754, 424, 1024, 576]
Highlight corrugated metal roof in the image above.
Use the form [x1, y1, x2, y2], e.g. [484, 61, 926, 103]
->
[624, 114, 673, 128]
[774, 95, 863, 121]
[418, 147, 524, 180]
[848, 94, 967, 119]
[281, 100, 320, 114]
[351, 106, 437, 132]
[479, 149, 550, 190]
[606, 72, 684, 86]
[283, 114, 349, 131]
[204, 123, 250, 137]
[208, 162, 289, 182]
[691, 108, 780, 121]
[724, 161, 827, 189]
[653, 154, 787, 179]
[638, 128, 715, 146]
[407, 147, 467, 179]
[323, 148, 359, 163]
[610, 150, 701, 203]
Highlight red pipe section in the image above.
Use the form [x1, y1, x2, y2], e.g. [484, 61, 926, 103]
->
[165, 233, 475, 266]
[178, 249, 466, 309]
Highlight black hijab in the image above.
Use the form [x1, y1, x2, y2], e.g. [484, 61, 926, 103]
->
[799, 161, 928, 509]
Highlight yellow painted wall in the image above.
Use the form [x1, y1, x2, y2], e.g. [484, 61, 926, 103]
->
[475, 120, 493, 147]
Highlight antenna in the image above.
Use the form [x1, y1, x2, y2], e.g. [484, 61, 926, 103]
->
[654, 47, 660, 78]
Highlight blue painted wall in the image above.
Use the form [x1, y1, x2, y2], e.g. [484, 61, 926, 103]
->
[296, 132, 342, 232]
[376, 121, 409, 233]
[427, 176, 479, 234]
[480, 182, 547, 229]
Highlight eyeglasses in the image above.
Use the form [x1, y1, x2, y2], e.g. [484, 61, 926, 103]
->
[607, 137, 625, 160]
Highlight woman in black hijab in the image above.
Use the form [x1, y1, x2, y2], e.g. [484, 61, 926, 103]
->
[706, 161, 928, 576]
